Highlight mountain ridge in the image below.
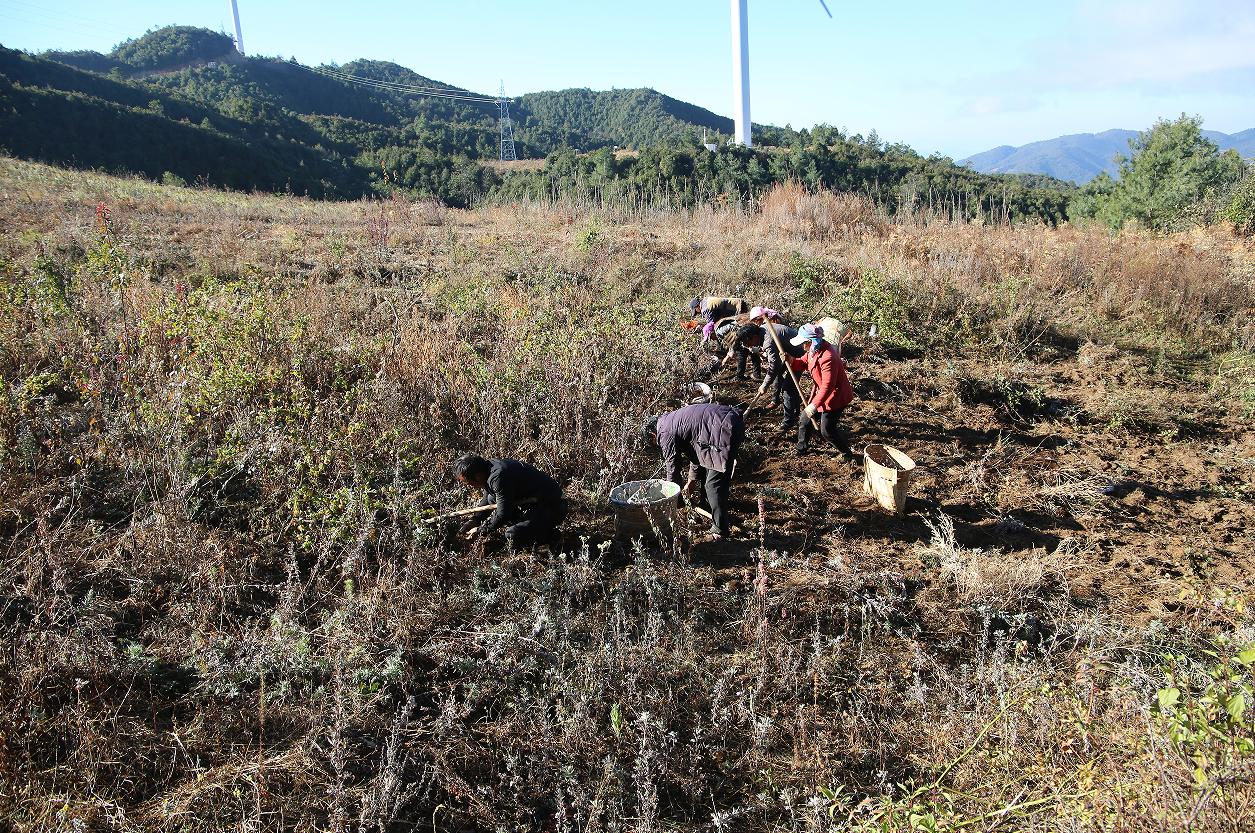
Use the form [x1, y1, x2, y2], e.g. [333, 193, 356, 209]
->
[963, 128, 1255, 183]
[0, 25, 1076, 219]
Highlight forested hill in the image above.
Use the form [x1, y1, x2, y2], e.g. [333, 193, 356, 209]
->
[518, 88, 732, 150]
[0, 25, 1076, 218]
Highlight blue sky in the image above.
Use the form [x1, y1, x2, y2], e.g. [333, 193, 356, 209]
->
[1, 0, 1251, 159]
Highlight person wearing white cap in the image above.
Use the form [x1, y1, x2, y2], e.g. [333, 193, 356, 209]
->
[786, 324, 857, 458]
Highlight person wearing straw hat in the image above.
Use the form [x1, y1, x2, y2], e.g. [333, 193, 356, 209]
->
[786, 324, 857, 459]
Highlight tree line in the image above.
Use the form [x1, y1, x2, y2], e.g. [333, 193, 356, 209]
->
[3, 26, 1249, 229]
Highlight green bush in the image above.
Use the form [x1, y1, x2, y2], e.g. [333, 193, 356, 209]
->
[110, 26, 234, 72]
[1070, 116, 1244, 232]
[1220, 169, 1255, 236]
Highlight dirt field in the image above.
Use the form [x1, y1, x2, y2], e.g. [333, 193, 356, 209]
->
[3, 157, 1254, 831]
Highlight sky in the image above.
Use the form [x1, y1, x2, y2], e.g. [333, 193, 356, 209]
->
[1, 0, 1252, 159]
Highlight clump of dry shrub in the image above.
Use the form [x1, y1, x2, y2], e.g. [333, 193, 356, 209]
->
[919, 512, 1074, 611]
[758, 180, 887, 241]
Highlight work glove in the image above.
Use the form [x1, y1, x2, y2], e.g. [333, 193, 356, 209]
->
[804, 403, 818, 419]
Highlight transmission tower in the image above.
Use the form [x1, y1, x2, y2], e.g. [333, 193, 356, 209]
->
[497, 81, 517, 162]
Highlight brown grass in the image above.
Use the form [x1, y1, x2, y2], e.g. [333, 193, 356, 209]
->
[1, 156, 1254, 832]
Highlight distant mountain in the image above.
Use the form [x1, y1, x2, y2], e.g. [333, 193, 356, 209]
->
[20, 25, 733, 158]
[963, 128, 1255, 183]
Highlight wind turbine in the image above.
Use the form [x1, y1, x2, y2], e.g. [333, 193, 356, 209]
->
[730, 0, 831, 147]
[228, 0, 245, 55]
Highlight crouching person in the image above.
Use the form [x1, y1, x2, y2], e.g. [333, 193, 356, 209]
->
[643, 403, 744, 541]
[718, 323, 765, 381]
[787, 324, 857, 459]
[453, 455, 567, 548]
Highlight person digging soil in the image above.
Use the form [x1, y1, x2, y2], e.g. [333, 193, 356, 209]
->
[787, 323, 859, 460]
[452, 455, 567, 548]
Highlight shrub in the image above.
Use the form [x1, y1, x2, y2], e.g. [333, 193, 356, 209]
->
[758, 180, 886, 240]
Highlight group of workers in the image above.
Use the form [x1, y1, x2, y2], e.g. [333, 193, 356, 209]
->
[451, 295, 858, 548]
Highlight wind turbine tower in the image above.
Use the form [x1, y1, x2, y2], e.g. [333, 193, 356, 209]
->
[228, 0, 245, 55]
[730, 1, 832, 147]
[730, 0, 751, 147]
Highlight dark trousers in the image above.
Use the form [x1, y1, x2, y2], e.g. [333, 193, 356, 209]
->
[777, 380, 802, 429]
[798, 408, 854, 455]
[734, 348, 762, 380]
[504, 499, 568, 547]
[693, 428, 743, 536]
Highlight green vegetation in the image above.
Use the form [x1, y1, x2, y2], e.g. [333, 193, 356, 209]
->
[1071, 115, 1248, 232]
[110, 25, 236, 72]
[7, 27, 1249, 233]
[504, 139, 1073, 222]
[3, 156, 1254, 831]
[4, 26, 1074, 217]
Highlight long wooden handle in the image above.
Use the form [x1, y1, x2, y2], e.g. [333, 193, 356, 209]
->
[764, 324, 819, 430]
[423, 496, 539, 524]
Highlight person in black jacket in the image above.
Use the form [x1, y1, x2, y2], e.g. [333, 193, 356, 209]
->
[642, 403, 744, 540]
[716, 323, 765, 381]
[452, 455, 567, 547]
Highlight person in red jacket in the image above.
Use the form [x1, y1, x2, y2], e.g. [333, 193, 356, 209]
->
[787, 323, 858, 459]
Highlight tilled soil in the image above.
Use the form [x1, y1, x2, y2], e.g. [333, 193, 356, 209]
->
[597, 344, 1255, 633]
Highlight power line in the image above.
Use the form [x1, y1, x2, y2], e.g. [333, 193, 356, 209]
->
[306, 65, 523, 162]
[0, 9, 109, 41]
[0, 0, 118, 32]
[309, 64, 498, 104]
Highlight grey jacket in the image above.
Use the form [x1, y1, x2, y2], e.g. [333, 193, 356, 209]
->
[657, 403, 744, 483]
[762, 323, 804, 382]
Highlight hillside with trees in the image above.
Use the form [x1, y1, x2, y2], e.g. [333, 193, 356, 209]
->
[1, 27, 1082, 218]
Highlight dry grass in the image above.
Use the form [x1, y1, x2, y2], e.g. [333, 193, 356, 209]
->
[921, 512, 1075, 610]
[758, 181, 888, 240]
[2, 156, 1254, 832]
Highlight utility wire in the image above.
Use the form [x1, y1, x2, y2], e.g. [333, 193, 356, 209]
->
[0, 9, 108, 41]
[308, 65, 499, 105]
[0, 0, 118, 31]
[311, 67, 498, 104]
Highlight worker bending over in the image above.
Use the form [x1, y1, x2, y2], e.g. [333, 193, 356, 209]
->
[690, 295, 749, 324]
[690, 296, 750, 342]
[452, 455, 567, 547]
[643, 403, 745, 541]
[787, 324, 857, 458]
[758, 320, 806, 431]
[716, 323, 765, 380]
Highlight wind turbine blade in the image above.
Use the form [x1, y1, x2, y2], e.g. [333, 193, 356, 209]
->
[818, 0, 833, 17]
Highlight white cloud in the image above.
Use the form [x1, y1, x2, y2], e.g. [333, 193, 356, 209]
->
[1050, 0, 1255, 86]
[974, 0, 1255, 94]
